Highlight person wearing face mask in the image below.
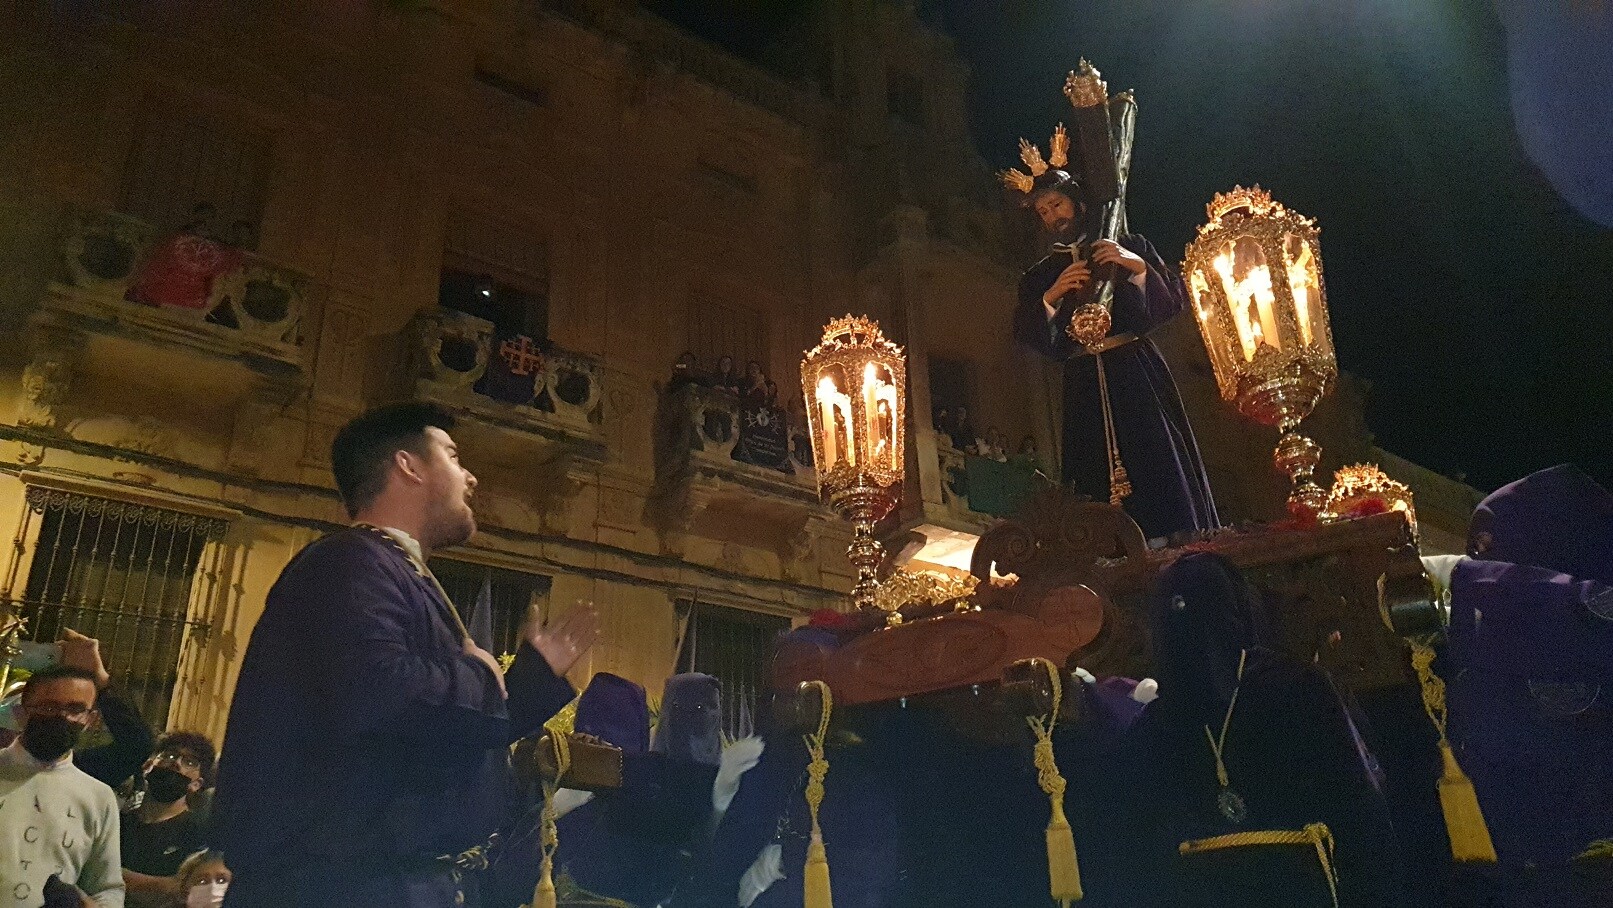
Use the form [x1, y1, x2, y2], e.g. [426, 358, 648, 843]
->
[120, 733, 215, 907]
[170, 850, 229, 908]
[0, 664, 126, 907]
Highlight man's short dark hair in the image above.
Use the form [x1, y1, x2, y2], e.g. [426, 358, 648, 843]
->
[157, 731, 218, 786]
[19, 665, 101, 704]
[331, 402, 456, 518]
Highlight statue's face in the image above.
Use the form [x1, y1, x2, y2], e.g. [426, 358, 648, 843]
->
[1034, 190, 1081, 237]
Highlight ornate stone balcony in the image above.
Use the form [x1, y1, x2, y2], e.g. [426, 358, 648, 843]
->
[40, 208, 308, 374]
[404, 307, 606, 457]
[645, 382, 826, 565]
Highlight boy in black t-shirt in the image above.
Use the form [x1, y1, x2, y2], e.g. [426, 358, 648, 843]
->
[121, 731, 215, 907]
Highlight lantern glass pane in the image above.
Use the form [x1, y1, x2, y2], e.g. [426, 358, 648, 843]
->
[813, 363, 854, 472]
[1213, 236, 1281, 361]
[1283, 232, 1323, 348]
[862, 360, 897, 471]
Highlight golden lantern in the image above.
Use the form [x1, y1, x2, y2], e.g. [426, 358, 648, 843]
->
[1184, 186, 1337, 518]
[800, 315, 908, 613]
[1324, 464, 1417, 535]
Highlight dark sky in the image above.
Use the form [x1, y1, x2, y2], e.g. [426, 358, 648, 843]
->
[656, 0, 1613, 492]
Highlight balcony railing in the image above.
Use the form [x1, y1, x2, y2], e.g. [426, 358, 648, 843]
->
[44, 209, 308, 371]
[673, 383, 814, 491]
[933, 430, 1042, 522]
[406, 307, 605, 446]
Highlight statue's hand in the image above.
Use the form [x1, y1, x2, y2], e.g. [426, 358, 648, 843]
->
[1043, 260, 1092, 306]
[1092, 239, 1147, 277]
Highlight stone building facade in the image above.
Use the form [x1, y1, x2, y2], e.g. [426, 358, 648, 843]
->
[0, 0, 1477, 739]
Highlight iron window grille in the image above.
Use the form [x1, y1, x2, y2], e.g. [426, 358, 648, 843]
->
[4, 487, 228, 730]
[427, 557, 552, 660]
[675, 600, 790, 742]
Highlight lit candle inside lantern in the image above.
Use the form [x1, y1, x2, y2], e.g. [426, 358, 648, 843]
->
[1285, 236, 1317, 346]
[862, 362, 898, 468]
[1213, 244, 1281, 361]
[817, 373, 854, 470]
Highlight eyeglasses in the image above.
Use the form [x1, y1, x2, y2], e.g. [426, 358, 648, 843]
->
[23, 703, 94, 720]
[154, 750, 203, 771]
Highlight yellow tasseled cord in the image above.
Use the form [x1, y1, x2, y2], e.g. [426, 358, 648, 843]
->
[531, 699, 578, 908]
[1409, 640, 1497, 863]
[802, 680, 834, 908]
[1027, 658, 1083, 905]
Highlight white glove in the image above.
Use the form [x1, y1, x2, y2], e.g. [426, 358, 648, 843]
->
[1131, 678, 1159, 704]
[1421, 554, 1467, 601]
[549, 787, 594, 820]
[713, 736, 765, 815]
[738, 842, 784, 908]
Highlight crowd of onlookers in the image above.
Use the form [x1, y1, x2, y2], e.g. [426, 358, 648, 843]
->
[933, 405, 1041, 466]
[666, 352, 811, 472]
[2, 630, 229, 908]
[667, 352, 780, 406]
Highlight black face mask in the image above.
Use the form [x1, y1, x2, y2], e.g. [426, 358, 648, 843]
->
[145, 766, 194, 804]
[20, 716, 83, 764]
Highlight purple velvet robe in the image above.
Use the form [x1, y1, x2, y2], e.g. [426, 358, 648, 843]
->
[1443, 465, 1613, 904]
[1014, 234, 1218, 539]
[214, 528, 574, 908]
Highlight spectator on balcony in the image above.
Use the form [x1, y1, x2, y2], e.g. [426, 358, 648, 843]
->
[948, 405, 976, 452]
[933, 406, 952, 437]
[713, 356, 743, 396]
[979, 427, 1009, 462]
[788, 398, 813, 468]
[1016, 435, 1045, 474]
[742, 361, 769, 404]
[222, 219, 257, 251]
[669, 352, 706, 393]
[126, 202, 244, 311]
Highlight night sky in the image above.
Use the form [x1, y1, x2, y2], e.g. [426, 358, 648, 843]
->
[657, 0, 1613, 492]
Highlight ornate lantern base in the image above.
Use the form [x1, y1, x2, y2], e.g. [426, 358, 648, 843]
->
[829, 484, 897, 615]
[1239, 367, 1330, 520]
[1274, 423, 1327, 519]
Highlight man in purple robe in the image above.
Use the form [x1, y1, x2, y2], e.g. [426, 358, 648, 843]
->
[1013, 168, 1217, 542]
[213, 402, 598, 908]
[1442, 464, 1613, 905]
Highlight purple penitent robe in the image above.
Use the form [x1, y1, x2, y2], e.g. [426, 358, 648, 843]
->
[1015, 234, 1218, 540]
[214, 527, 574, 908]
[1444, 465, 1613, 905]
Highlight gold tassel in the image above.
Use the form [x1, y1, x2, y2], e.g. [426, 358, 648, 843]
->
[804, 831, 833, 908]
[1028, 659, 1083, 904]
[531, 858, 557, 908]
[802, 680, 835, 908]
[532, 702, 577, 908]
[1409, 640, 1497, 863]
[1436, 740, 1497, 863]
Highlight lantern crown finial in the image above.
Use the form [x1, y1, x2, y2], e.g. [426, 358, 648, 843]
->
[1205, 184, 1281, 223]
[807, 314, 904, 359]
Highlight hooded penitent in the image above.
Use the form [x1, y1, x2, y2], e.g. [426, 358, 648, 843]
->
[1445, 465, 1613, 903]
[1122, 553, 1404, 908]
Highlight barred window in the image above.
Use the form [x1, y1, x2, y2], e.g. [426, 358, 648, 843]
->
[427, 558, 551, 659]
[8, 488, 227, 730]
[675, 601, 790, 742]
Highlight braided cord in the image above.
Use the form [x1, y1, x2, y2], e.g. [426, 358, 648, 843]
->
[1179, 823, 1338, 908]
